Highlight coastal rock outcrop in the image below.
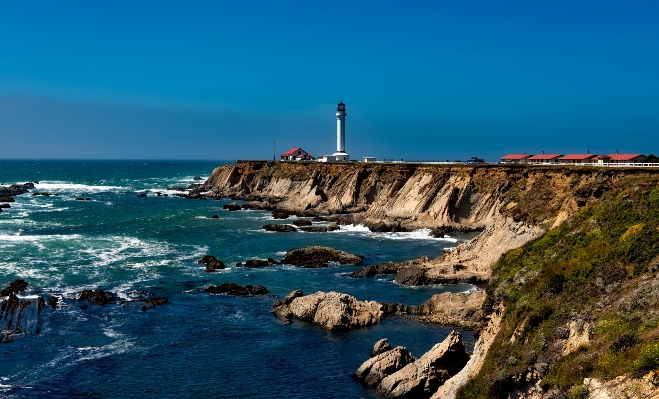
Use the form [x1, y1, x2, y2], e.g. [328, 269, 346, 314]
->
[372, 338, 392, 356]
[353, 345, 417, 388]
[411, 291, 485, 329]
[78, 289, 116, 306]
[237, 258, 279, 268]
[375, 331, 470, 398]
[197, 255, 226, 272]
[271, 289, 304, 323]
[0, 183, 34, 197]
[262, 224, 297, 232]
[222, 202, 241, 211]
[350, 261, 404, 278]
[281, 246, 363, 267]
[299, 222, 340, 232]
[292, 218, 312, 226]
[205, 283, 268, 296]
[274, 290, 384, 330]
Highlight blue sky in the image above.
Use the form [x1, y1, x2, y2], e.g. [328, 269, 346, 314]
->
[1, 0, 658, 160]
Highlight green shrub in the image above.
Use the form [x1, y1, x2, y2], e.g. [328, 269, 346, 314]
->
[632, 341, 659, 377]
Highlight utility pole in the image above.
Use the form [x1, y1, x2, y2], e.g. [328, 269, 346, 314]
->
[273, 141, 276, 161]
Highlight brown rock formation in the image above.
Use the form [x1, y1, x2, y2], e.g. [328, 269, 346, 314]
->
[281, 246, 363, 267]
[197, 255, 226, 272]
[277, 291, 384, 330]
[205, 283, 268, 296]
[353, 346, 417, 388]
[372, 338, 393, 356]
[376, 331, 470, 398]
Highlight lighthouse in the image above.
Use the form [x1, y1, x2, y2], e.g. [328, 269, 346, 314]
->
[332, 101, 349, 161]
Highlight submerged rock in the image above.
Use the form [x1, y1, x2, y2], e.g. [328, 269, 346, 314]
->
[237, 258, 280, 268]
[205, 283, 268, 296]
[197, 255, 226, 272]
[281, 246, 364, 268]
[78, 289, 115, 306]
[353, 346, 417, 388]
[141, 297, 169, 311]
[283, 291, 384, 330]
[136, 193, 147, 197]
[263, 224, 297, 232]
[1, 279, 28, 296]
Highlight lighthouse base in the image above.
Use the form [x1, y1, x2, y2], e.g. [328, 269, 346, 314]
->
[332, 152, 350, 162]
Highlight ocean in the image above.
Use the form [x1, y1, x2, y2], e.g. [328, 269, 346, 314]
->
[0, 160, 477, 399]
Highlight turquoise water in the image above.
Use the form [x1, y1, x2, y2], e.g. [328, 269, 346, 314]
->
[0, 160, 477, 398]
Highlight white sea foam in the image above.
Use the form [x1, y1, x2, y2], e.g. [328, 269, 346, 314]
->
[35, 181, 125, 192]
[336, 224, 459, 242]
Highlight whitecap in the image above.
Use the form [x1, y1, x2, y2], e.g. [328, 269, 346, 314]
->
[35, 181, 125, 192]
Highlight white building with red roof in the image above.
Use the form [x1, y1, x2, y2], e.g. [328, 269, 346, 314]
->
[500, 154, 533, 164]
[281, 147, 314, 161]
[608, 154, 647, 164]
[558, 154, 598, 165]
[526, 154, 563, 164]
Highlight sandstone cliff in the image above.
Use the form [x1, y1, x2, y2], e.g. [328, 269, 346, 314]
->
[203, 162, 659, 398]
[203, 162, 657, 285]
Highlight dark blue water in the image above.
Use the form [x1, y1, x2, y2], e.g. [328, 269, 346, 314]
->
[0, 160, 477, 398]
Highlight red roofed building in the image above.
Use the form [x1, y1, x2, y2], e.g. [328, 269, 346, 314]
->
[281, 147, 314, 161]
[500, 154, 533, 164]
[526, 154, 563, 165]
[608, 154, 647, 164]
[558, 154, 598, 165]
[594, 155, 611, 165]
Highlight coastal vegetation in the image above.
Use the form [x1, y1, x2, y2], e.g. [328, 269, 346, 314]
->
[458, 179, 659, 398]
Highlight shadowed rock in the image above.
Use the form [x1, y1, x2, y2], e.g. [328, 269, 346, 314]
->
[242, 201, 274, 210]
[205, 283, 268, 296]
[223, 202, 241, 211]
[1, 279, 28, 296]
[237, 258, 280, 268]
[350, 262, 403, 278]
[299, 223, 340, 233]
[197, 255, 226, 272]
[78, 289, 115, 306]
[293, 218, 312, 227]
[272, 209, 292, 219]
[281, 246, 363, 268]
[263, 224, 297, 232]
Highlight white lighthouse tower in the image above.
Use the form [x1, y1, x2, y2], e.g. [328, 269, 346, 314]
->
[332, 101, 349, 161]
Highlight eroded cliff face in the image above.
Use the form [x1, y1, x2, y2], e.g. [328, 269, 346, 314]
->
[203, 162, 654, 282]
[203, 162, 659, 399]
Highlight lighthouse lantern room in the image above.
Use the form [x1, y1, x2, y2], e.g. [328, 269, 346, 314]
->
[332, 101, 349, 161]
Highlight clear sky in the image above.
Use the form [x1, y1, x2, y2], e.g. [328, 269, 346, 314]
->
[1, 0, 658, 161]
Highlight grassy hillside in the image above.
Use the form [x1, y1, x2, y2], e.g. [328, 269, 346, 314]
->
[458, 178, 659, 398]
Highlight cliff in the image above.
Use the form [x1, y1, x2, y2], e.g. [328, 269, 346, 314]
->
[202, 161, 659, 398]
[203, 161, 657, 285]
